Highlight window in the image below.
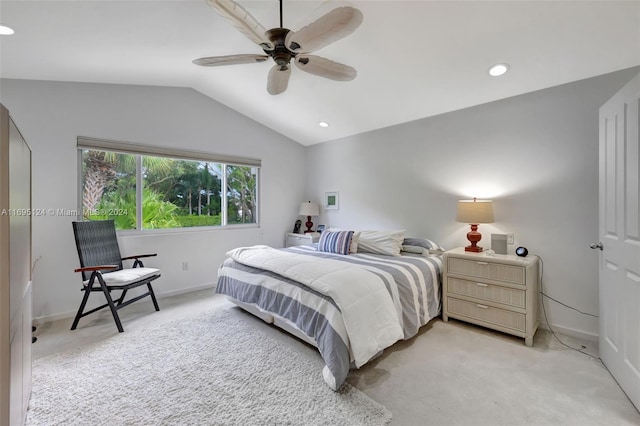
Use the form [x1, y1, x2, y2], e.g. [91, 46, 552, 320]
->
[78, 139, 259, 231]
[226, 165, 258, 225]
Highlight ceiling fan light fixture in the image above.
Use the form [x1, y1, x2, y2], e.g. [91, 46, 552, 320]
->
[0, 25, 15, 35]
[489, 63, 510, 77]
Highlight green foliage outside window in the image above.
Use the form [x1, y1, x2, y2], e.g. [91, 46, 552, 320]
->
[81, 149, 257, 230]
[88, 188, 180, 229]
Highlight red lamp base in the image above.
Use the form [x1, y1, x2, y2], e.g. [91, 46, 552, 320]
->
[464, 224, 484, 252]
[304, 216, 314, 233]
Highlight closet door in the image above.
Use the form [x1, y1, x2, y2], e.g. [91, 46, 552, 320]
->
[0, 103, 33, 426]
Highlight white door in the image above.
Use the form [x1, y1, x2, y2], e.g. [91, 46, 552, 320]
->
[597, 73, 640, 411]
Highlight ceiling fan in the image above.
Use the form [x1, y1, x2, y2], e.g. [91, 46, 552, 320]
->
[193, 0, 363, 95]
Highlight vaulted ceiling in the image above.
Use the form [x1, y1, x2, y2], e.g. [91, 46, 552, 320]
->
[1, 1, 639, 145]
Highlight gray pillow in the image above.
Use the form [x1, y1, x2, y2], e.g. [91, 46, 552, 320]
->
[402, 237, 445, 255]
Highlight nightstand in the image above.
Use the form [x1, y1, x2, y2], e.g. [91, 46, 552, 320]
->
[285, 232, 320, 248]
[442, 247, 539, 346]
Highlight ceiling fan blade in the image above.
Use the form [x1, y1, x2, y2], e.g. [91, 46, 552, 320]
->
[295, 55, 356, 81]
[267, 64, 291, 95]
[285, 7, 363, 53]
[193, 54, 269, 67]
[206, 0, 274, 50]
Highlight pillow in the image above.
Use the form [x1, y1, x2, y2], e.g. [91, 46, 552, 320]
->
[402, 237, 445, 255]
[356, 230, 405, 256]
[350, 231, 360, 254]
[317, 230, 354, 255]
[400, 245, 427, 255]
[328, 228, 360, 254]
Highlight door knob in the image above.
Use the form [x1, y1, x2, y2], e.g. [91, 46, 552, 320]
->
[589, 242, 603, 251]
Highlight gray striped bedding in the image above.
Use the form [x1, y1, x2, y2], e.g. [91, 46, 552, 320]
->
[216, 244, 442, 390]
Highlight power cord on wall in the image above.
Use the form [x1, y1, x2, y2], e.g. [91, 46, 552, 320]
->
[32, 255, 42, 274]
[533, 254, 603, 364]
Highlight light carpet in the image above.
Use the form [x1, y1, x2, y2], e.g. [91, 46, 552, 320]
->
[26, 309, 392, 425]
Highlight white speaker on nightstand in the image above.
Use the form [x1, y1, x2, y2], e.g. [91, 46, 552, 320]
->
[491, 234, 508, 255]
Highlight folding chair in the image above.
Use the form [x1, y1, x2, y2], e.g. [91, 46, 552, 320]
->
[71, 220, 161, 332]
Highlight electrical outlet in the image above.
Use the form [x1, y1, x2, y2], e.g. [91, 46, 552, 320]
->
[182, 261, 188, 271]
[507, 233, 514, 244]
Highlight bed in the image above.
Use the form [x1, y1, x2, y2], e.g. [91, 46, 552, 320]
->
[215, 231, 443, 390]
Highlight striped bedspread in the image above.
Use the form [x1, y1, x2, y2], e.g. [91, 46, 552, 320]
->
[216, 244, 442, 390]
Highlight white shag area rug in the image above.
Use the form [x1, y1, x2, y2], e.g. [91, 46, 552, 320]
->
[26, 308, 392, 426]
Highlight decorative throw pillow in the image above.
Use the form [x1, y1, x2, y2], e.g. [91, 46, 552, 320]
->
[327, 228, 360, 253]
[317, 230, 354, 255]
[356, 230, 406, 256]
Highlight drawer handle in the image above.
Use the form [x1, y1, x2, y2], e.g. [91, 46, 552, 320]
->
[476, 283, 488, 287]
[476, 261, 489, 265]
[476, 304, 489, 309]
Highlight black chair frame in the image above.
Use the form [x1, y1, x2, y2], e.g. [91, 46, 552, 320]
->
[71, 220, 161, 332]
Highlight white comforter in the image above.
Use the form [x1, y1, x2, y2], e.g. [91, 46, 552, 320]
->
[227, 245, 404, 367]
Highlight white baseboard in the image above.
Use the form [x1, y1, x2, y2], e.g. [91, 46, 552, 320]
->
[157, 282, 215, 299]
[538, 321, 599, 343]
[33, 310, 76, 327]
[32, 282, 217, 326]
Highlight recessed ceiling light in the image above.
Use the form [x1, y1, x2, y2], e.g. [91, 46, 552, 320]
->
[319, 121, 329, 128]
[489, 63, 509, 77]
[0, 25, 15, 36]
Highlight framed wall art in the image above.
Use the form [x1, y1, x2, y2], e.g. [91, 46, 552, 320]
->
[324, 191, 339, 210]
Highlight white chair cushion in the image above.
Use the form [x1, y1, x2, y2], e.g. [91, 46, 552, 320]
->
[84, 267, 159, 286]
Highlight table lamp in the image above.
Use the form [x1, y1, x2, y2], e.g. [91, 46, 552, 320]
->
[456, 198, 494, 252]
[299, 201, 320, 233]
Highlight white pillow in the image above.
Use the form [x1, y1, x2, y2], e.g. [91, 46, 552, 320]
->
[400, 245, 427, 255]
[356, 230, 406, 256]
[350, 231, 360, 254]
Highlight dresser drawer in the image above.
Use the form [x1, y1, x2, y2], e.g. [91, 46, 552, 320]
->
[447, 277, 525, 309]
[447, 297, 526, 332]
[286, 234, 311, 247]
[286, 233, 321, 247]
[447, 257, 525, 285]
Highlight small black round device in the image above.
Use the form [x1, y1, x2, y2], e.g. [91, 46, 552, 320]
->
[515, 246, 528, 257]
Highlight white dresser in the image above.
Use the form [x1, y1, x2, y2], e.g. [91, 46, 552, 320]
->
[442, 247, 539, 346]
[285, 232, 320, 248]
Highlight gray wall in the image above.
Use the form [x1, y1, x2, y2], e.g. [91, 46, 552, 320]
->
[307, 67, 640, 340]
[2, 67, 638, 338]
[0, 79, 307, 322]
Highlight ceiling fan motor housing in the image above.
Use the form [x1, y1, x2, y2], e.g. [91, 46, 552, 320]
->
[264, 28, 295, 68]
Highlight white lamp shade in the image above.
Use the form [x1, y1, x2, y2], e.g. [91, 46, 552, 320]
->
[299, 201, 320, 216]
[456, 199, 494, 224]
